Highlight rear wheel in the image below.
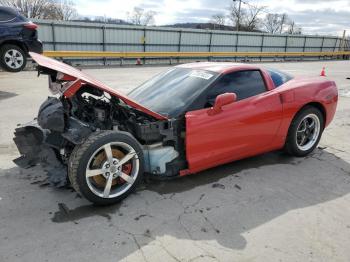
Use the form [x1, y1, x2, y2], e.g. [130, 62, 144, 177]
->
[0, 44, 27, 72]
[285, 106, 324, 157]
[68, 131, 144, 205]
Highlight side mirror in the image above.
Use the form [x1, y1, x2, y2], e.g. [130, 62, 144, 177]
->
[208, 92, 237, 115]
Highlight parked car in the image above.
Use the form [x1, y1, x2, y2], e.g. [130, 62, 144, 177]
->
[0, 6, 42, 72]
[13, 52, 338, 205]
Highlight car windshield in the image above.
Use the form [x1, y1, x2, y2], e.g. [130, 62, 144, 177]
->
[128, 67, 219, 118]
[267, 68, 293, 87]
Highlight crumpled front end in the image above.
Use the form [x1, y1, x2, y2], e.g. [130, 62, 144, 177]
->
[13, 95, 95, 187]
[13, 121, 68, 187]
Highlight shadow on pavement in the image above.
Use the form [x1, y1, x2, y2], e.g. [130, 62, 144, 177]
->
[1, 147, 350, 260]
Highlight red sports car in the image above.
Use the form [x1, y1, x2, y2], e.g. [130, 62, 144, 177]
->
[13, 53, 338, 205]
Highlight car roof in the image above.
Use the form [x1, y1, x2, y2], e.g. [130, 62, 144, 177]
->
[176, 62, 260, 74]
[0, 6, 19, 15]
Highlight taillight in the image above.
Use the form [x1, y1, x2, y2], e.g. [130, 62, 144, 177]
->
[24, 22, 38, 30]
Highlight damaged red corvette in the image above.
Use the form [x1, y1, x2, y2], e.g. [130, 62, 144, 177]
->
[13, 52, 338, 205]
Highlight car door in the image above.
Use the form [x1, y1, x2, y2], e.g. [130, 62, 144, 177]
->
[185, 70, 283, 173]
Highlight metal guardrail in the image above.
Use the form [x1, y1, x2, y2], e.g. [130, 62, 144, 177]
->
[43, 51, 350, 58]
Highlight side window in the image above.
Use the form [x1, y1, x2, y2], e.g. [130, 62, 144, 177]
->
[0, 10, 16, 22]
[267, 69, 293, 87]
[206, 70, 267, 106]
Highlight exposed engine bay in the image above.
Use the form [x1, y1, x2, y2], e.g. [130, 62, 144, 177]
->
[13, 67, 186, 188]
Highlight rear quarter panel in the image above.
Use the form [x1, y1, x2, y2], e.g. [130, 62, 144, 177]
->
[0, 22, 27, 49]
[0, 24, 22, 40]
[274, 76, 338, 146]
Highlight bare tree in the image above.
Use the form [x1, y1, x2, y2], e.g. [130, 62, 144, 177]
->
[211, 13, 226, 26]
[228, 2, 266, 31]
[263, 13, 281, 34]
[264, 13, 289, 34]
[0, 0, 77, 20]
[53, 0, 77, 20]
[286, 20, 302, 34]
[263, 12, 302, 34]
[279, 13, 288, 33]
[142, 10, 156, 26]
[0, 0, 51, 18]
[127, 7, 156, 26]
[228, 1, 242, 30]
[128, 7, 142, 25]
[242, 4, 266, 31]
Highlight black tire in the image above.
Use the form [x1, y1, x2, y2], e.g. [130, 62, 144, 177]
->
[0, 44, 27, 72]
[68, 130, 144, 205]
[284, 106, 324, 157]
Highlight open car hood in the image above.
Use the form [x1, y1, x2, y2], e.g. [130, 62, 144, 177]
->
[30, 52, 168, 120]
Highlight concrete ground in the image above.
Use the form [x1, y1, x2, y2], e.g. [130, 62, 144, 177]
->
[0, 60, 350, 262]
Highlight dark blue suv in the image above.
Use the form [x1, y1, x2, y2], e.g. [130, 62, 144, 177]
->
[0, 6, 43, 72]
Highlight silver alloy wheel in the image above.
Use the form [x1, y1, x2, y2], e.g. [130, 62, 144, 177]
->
[296, 113, 320, 151]
[4, 49, 24, 69]
[85, 142, 139, 199]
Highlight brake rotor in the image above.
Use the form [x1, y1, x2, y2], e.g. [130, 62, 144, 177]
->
[91, 148, 132, 187]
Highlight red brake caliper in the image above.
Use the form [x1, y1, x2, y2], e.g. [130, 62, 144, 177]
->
[118, 163, 132, 184]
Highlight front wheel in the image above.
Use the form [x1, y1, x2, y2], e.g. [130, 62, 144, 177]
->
[0, 44, 27, 72]
[68, 131, 144, 205]
[284, 106, 324, 157]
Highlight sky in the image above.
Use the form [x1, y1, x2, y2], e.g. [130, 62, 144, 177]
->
[74, 0, 350, 36]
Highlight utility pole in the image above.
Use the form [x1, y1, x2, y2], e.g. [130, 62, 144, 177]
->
[340, 30, 346, 51]
[233, 0, 242, 31]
